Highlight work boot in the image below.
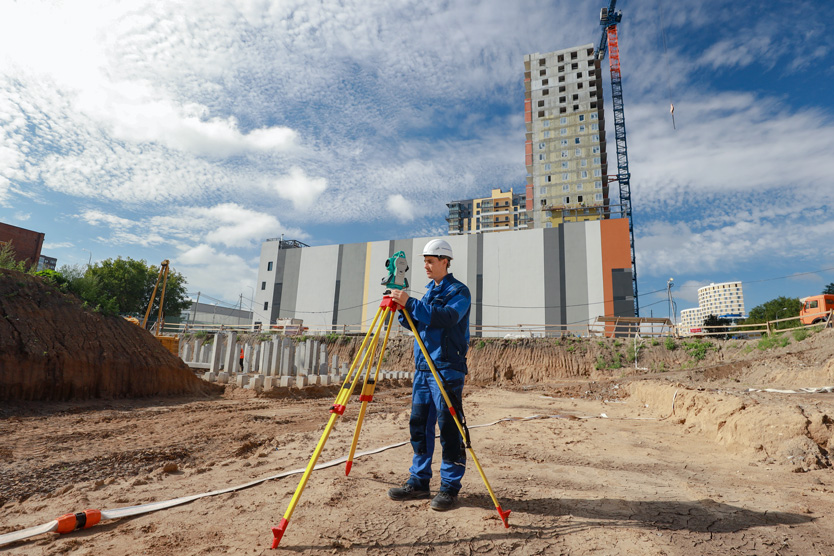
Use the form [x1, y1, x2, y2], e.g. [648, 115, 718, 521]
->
[430, 491, 457, 511]
[388, 483, 431, 501]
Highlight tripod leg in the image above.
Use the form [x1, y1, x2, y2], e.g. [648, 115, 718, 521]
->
[346, 308, 396, 475]
[271, 307, 385, 549]
[401, 309, 511, 528]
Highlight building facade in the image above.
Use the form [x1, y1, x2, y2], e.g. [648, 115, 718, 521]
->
[254, 219, 634, 336]
[447, 188, 531, 235]
[524, 44, 609, 228]
[0, 222, 45, 267]
[679, 281, 746, 335]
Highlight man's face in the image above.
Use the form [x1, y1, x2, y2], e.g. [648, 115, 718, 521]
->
[424, 256, 448, 283]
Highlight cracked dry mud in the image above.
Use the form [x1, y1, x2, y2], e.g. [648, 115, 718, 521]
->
[2, 367, 834, 556]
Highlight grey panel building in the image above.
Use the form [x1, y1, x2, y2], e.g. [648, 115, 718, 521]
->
[253, 219, 634, 336]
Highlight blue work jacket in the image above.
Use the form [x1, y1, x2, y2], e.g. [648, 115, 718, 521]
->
[399, 273, 471, 374]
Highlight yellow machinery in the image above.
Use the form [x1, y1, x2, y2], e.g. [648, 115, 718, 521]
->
[141, 260, 180, 356]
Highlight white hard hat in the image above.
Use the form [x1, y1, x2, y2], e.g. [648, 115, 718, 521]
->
[422, 239, 453, 259]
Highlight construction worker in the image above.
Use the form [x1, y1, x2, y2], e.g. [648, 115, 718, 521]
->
[388, 239, 470, 512]
[239, 346, 244, 372]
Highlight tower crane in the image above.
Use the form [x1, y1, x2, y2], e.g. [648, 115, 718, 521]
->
[595, 0, 639, 317]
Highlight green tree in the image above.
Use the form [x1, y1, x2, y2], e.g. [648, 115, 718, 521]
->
[56, 258, 190, 319]
[702, 314, 731, 340]
[824, 283, 834, 295]
[744, 296, 802, 330]
[0, 241, 36, 273]
[87, 257, 190, 318]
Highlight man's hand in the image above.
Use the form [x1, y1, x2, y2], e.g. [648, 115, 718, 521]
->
[390, 289, 410, 307]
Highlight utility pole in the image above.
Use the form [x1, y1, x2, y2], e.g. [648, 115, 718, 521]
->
[666, 278, 676, 325]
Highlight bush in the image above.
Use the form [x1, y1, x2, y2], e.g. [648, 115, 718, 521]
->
[758, 333, 789, 351]
[792, 328, 810, 342]
[683, 338, 713, 361]
[651, 338, 660, 346]
[595, 355, 606, 370]
[664, 337, 677, 351]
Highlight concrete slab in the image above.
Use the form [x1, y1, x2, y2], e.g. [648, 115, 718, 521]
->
[263, 376, 278, 390]
[279, 376, 295, 388]
[217, 372, 229, 384]
[236, 375, 250, 388]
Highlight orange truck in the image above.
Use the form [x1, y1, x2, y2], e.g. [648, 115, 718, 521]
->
[799, 294, 834, 325]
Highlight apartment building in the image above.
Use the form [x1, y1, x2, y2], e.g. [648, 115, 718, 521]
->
[679, 281, 746, 334]
[524, 44, 609, 228]
[446, 188, 530, 235]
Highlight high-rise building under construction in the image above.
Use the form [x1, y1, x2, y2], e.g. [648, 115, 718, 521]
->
[524, 44, 609, 228]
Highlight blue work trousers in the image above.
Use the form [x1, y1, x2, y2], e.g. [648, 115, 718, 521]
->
[406, 369, 466, 495]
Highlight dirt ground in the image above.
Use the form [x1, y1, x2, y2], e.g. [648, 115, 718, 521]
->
[3, 325, 834, 556]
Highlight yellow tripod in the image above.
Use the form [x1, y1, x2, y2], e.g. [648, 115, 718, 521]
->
[270, 294, 511, 549]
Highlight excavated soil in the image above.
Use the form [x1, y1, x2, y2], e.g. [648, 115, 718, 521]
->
[0, 269, 221, 400]
[2, 272, 834, 554]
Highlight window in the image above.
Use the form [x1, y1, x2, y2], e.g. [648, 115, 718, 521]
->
[557, 54, 564, 62]
[261, 281, 266, 290]
[560, 117, 567, 124]
[579, 125, 586, 132]
[538, 110, 545, 118]
[538, 154, 546, 161]
[574, 137, 581, 144]
[564, 196, 571, 204]
[561, 150, 568, 158]
[538, 142, 546, 149]
[558, 75, 565, 82]
[562, 184, 570, 192]
[561, 139, 568, 146]
[562, 173, 569, 180]
[559, 96, 566, 103]
[591, 113, 598, 120]
[539, 69, 546, 76]
[573, 104, 579, 111]
[263, 301, 269, 310]
[543, 120, 550, 127]
[267, 261, 273, 271]
[544, 163, 552, 171]
[542, 89, 549, 96]
[578, 114, 585, 122]
[560, 106, 567, 113]
[591, 123, 599, 130]
[594, 180, 602, 189]
[575, 148, 581, 156]
[561, 161, 569, 169]
[539, 58, 546, 66]
[539, 186, 547, 194]
[580, 159, 587, 167]
[576, 183, 584, 190]
[571, 62, 578, 69]
[545, 175, 552, 182]
[593, 157, 601, 164]
[559, 85, 566, 93]
[576, 72, 582, 79]
[577, 82, 583, 90]
[595, 193, 603, 201]
[560, 128, 567, 135]
[545, 222, 553, 228]
[558, 65, 564, 72]
[572, 94, 579, 101]
[543, 130, 550, 138]
[537, 100, 544, 107]
[592, 134, 600, 142]
[594, 169, 602, 176]
[581, 170, 588, 178]
[542, 78, 549, 85]
[592, 146, 600, 154]
[577, 195, 584, 203]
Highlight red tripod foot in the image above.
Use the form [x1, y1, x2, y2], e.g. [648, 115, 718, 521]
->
[496, 506, 511, 528]
[271, 518, 288, 549]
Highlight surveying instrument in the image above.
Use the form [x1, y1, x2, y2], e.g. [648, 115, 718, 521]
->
[270, 251, 510, 549]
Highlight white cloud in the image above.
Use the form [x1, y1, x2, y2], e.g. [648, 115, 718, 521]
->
[14, 212, 30, 221]
[43, 241, 74, 249]
[386, 194, 415, 222]
[271, 167, 328, 211]
[175, 243, 257, 303]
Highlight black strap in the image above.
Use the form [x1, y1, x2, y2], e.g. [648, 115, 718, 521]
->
[437, 373, 471, 448]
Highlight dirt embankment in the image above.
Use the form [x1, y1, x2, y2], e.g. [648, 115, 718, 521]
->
[0, 269, 221, 401]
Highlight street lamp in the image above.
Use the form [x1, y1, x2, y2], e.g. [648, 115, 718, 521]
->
[776, 307, 788, 329]
[667, 278, 676, 325]
[81, 248, 92, 267]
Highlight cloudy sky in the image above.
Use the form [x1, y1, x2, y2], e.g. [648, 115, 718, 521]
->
[1, 0, 832, 319]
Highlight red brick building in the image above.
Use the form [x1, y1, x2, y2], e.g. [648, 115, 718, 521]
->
[0, 222, 45, 267]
